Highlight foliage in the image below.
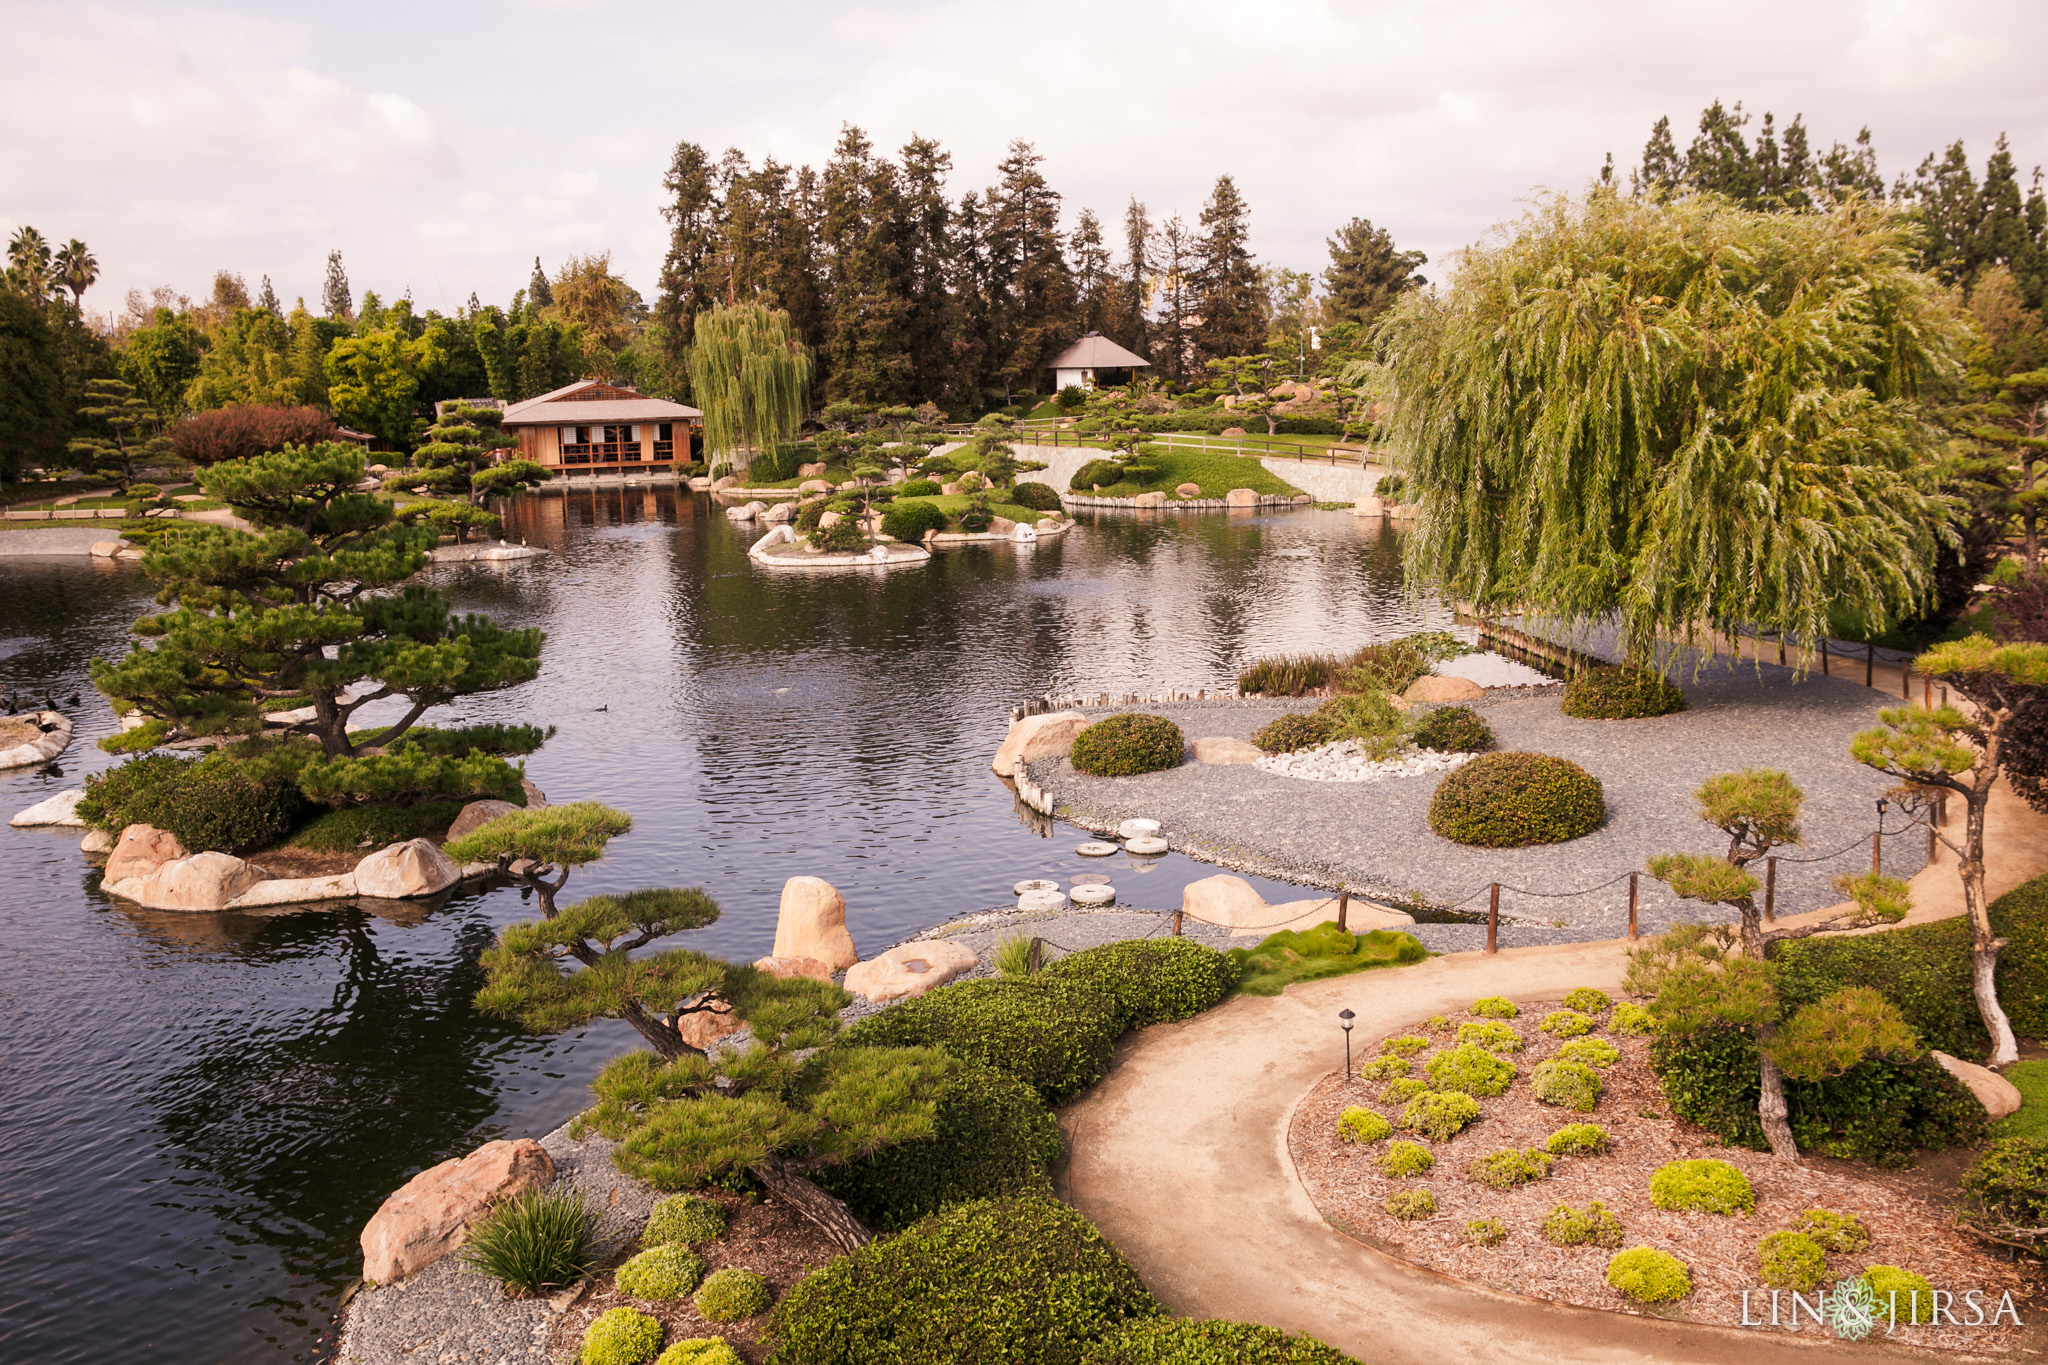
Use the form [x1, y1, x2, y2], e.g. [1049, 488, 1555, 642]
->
[1996, 1061, 2048, 1139]
[643, 1195, 725, 1248]
[173, 404, 339, 467]
[581, 1307, 664, 1365]
[1542, 1201, 1623, 1248]
[1010, 482, 1063, 512]
[1470, 997, 1518, 1019]
[79, 751, 308, 854]
[1358, 1056, 1409, 1083]
[840, 979, 1122, 1104]
[1558, 1038, 1620, 1070]
[1337, 1108, 1392, 1144]
[1796, 1208, 1871, 1254]
[1379, 1140, 1436, 1176]
[616, 1244, 706, 1300]
[896, 478, 942, 497]
[459, 1187, 599, 1297]
[1560, 667, 1687, 720]
[1069, 713, 1185, 778]
[1539, 1010, 1593, 1037]
[1530, 1060, 1604, 1113]
[1251, 712, 1334, 754]
[765, 1197, 1159, 1365]
[1380, 1035, 1432, 1056]
[1427, 752, 1606, 847]
[1383, 1189, 1436, 1221]
[1226, 926, 1426, 997]
[1830, 871, 1911, 925]
[1423, 1044, 1516, 1097]
[1401, 1091, 1482, 1141]
[994, 933, 1036, 979]
[1468, 1147, 1554, 1190]
[1412, 706, 1494, 754]
[1606, 1247, 1691, 1303]
[1756, 1232, 1826, 1291]
[1037, 938, 1239, 1030]
[879, 498, 948, 543]
[1237, 655, 1337, 697]
[1564, 987, 1612, 1014]
[1308, 691, 1409, 759]
[1336, 633, 1469, 694]
[693, 1268, 770, 1322]
[1464, 1218, 1507, 1247]
[1545, 1123, 1610, 1155]
[1080, 1317, 1362, 1365]
[1611, 1003, 1659, 1036]
[1072, 458, 1125, 491]
[689, 305, 810, 472]
[654, 1342, 740, 1365]
[1065, 449, 1302, 500]
[1379, 192, 1964, 667]
[1859, 1266, 1935, 1325]
[1380, 1078, 1428, 1104]
[289, 799, 465, 852]
[1960, 1137, 2048, 1231]
[1766, 987, 1918, 1082]
[1649, 1158, 1755, 1214]
[1456, 1021, 1522, 1053]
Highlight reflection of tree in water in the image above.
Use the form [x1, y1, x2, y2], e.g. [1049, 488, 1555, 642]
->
[147, 903, 527, 1318]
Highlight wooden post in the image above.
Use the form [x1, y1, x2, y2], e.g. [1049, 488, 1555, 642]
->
[1028, 937, 1043, 974]
[1924, 674, 1932, 707]
[1627, 872, 1639, 941]
[1487, 884, 1499, 954]
[1764, 856, 1777, 923]
[1337, 889, 1349, 931]
[1871, 829, 1882, 877]
[1866, 643, 1875, 688]
[1171, 910, 1184, 937]
[1821, 639, 1830, 676]
[1778, 638, 1787, 666]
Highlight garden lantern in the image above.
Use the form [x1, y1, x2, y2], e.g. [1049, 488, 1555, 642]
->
[1338, 1008, 1355, 1079]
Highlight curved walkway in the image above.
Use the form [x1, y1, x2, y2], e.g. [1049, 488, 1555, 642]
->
[1060, 940, 1931, 1364]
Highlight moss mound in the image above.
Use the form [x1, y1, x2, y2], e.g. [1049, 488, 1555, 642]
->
[1606, 1247, 1691, 1302]
[1428, 752, 1606, 847]
[581, 1308, 664, 1365]
[615, 1244, 706, 1301]
[693, 1268, 771, 1322]
[1649, 1158, 1755, 1214]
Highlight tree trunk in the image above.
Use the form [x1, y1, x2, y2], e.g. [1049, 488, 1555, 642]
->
[749, 1156, 872, 1252]
[1961, 788, 2020, 1065]
[1756, 1041, 1799, 1161]
[622, 1003, 690, 1062]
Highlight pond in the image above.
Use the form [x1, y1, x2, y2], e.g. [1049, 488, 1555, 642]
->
[0, 491, 1449, 1365]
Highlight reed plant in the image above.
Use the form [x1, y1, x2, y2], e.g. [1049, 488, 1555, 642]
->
[459, 1187, 599, 1296]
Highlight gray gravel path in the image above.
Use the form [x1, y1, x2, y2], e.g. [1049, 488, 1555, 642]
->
[1025, 662, 1923, 951]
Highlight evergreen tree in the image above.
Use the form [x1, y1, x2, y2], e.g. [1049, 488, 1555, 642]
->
[1115, 197, 1154, 359]
[120, 307, 205, 420]
[1636, 116, 1682, 196]
[411, 401, 552, 511]
[897, 137, 971, 412]
[66, 376, 169, 491]
[0, 286, 69, 479]
[653, 142, 722, 391]
[256, 275, 281, 316]
[1156, 213, 1196, 384]
[983, 141, 1075, 400]
[55, 239, 99, 308]
[527, 255, 554, 310]
[818, 126, 916, 404]
[1320, 217, 1427, 332]
[1192, 174, 1265, 363]
[322, 250, 352, 320]
[1070, 207, 1114, 338]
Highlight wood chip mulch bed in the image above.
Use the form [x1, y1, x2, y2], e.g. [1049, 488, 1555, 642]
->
[1290, 997, 2039, 1354]
[547, 1189, 841, 1364]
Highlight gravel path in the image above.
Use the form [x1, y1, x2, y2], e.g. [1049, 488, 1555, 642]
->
[1025, 663, 1923, 951]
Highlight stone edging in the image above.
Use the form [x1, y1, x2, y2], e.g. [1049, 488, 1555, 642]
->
[1061, 493, 1313, 510]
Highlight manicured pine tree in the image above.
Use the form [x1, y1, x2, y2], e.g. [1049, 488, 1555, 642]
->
[66, 376, 169, 492]
[408, 401, 552, 513]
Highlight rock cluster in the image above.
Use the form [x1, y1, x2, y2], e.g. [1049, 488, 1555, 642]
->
[1255, 741, 1477, 785]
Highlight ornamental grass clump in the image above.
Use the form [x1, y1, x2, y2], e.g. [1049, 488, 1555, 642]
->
[1796, 1208, 1871, 1254]
[1428, 752, 1606, 847]
[1358, 1056, 1410, 1082]
[1605, 1247, 1691, 1303]
[693, 1268, 771, 1323]
[1311, 691, 1410, 759]
[1468, 1148, 1554, 1190]
[1337, 1107, 1393, 1144]
[460, 1187, 599, 1296]
[1860, 1265, 1936, 1325]
[1470, 997, 1519, 1019]
[581, 1307, 664, 1365]
[1385, 1189, 1437, 1221]
[1563, 987, 1611, 1014]
[643, 1194, 725, 1248]
[1401, 1090, 1482, 1141]
[1465, 1218, 1508, 1247]
[1649, 1159, 1755, 1215]
[1543, 1200, 1623, 1248]
[1530, 1059, 1603, 1113]
[615, 1244, 707, 1301]
[1562, 666, 1687, 720]
[1069, 714, 1185, 777]
[1558, 1038, 1620, 1070]
[1379, 1140, 1436, 1177]
[1237, 654, 1339, 697]
[1425, 1044, 1515, 1097]
[1457, 1020, 1522, 1053]
[1412, 705, 1495, 754]
[1756, 1231, 1826, 1291]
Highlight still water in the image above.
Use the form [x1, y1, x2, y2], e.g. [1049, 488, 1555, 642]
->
[0, 489, 1446, 1363]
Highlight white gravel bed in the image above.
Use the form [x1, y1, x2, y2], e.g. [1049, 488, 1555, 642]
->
[1255, 740, 1475, 784]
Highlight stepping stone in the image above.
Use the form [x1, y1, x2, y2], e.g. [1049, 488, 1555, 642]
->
[1071, 884, 1116, 906]
[1124, 836, 1169, 855]
[1070, 873, 1112, 885]
[1076, 841, 1119, 857]
[1013, 879, 1061, 895]
[1018, 889, 1067, 912]
[1117, 818, 1161, 840]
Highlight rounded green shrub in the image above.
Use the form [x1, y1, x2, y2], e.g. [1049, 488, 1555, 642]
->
[1531, 1060, 1603, 1113]
[767, 1197, 1157, 1365]
[1425, 1044, 1515, 1097]
[1605, 1247, 1691, 1303]
[1412, 705, 1495, 754]
[896, 478, 943, 497]
[1337, 1107, 1392, 1144]
[1611, 1003, 1659, 1036]
[1071, 458, 1126, 490]
[1561, 665, 1687, 720]
[1358, 1056, 1410, 1083]
[880, 499, 948, 542]
[1563, 987, 1612, 1014]
[1860, 1265, 1935, 1325]
[1457, 1021, 1522, 1053]
[1542, 1200, 1623, 1247]
[839, 978, 1123, 1105]
[1384, 1189, 1437, 1221]
[1036, 937, 1239, 1032]
[693, 1268, 771, 1323]
[1469, 997, 1519, 1019]
[1379, 1140, 1435, 1177]
[1427, 752, 1606, 848]
[1795, 1208, 1871, 1255]
[80, 752, 308, 854]
[1252, 712, 1335, 754]
[1401, 1090, 1481, 1141]
[1468, 1148, 1554, 1190]
[1558, 1038, 1620, 1070]
[459, 1186, 598, 1296]
[1649, 1159, 1755, 1215]
[1081, 1317, 1361, 1364]
[813, 516, 867, 551]
[1069, 714, 1186, 777]
[1379, 1034, 1431, 1056]
[1545, 1123, 1610, 1156]
[1961, 1136, 2048, 1228]
[1756, 1231, 1826, 1291]
[1539, 1009, 1593, 1037]
[1010, 482, 1063, 512]
[616, 1244, 706, 1300]
[1311, 691, 1409, 754]
[1465, 1218, 1508, 1247]
[1380, 1077, 1429, 1105]
[643, 1194, 725, 1248]
[1425, 1014, 1451, 1033]
[654, 1340, 741, 1365]
[581, 1307, 664, 1365]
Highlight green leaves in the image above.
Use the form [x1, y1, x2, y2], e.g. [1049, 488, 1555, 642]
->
[1766, 987, 1920, 1083]
[1626, 923, 1778, 1034]
[1647, 852, 1760, 906]
[443, 800, 633, 868]
[1692, 769, 1804, 852]
[1850, 704, 1978, 780]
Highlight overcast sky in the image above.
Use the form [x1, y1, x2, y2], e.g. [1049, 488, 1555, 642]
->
[6, 0, 2046, 319]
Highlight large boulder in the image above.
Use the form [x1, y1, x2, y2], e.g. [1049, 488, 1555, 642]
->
[844, 940, 980, 1003]
[752, 955, 835, 982]
[797, 462, 827, 478]
[773, 876, 858, 968]
[989, 516, 1017, 535]
[80, 827, 114, 854]
[354, 839, 461, 899]
[360, 1138, 555, 1285]
[1181, 874, 1270, 930]
[711, 475, 741, 491]
[1132, 491, 1168, 508]
[105, 823, 188, 882]
[762, 500, 796, 523]
[1220, 426, 1247, 437]
[0, 711, 71, 770]
[1224, 488, 1259, 508]
[445, 799, 520, 843]
[1932, 1051, 2023, 1120]
[991, 710, 1091, 777]
[675, 1003, 747, 1051]
[227, 873, 360, 908]
[1405, 675, 1486, 703]
[109, 851, 265, 911]
[521, 777, 549, 809]
[798, 479, 834, 494]
[1191, 736, 1263, 765]
[1175, 483, 1202, 498]
[10, 786, 85, 827]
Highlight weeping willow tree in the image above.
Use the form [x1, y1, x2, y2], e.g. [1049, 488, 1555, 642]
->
[688, 304, 812, 471]
[1376, 191, 1970, 666]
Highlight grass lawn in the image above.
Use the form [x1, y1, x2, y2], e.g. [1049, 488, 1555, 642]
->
[1077, 450, 1304, 499]
[1228, 923, 1429, 996]
[739, 464, 855, 489]
[1993, 1060, 2048, 1140]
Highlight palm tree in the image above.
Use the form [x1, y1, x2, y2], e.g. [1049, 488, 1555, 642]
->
[6, 225, 54, 301]
[55, 239, 98, 307]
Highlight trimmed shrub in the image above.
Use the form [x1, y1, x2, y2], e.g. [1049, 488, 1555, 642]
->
[1468, 1148, 1553, 1190]
[1251, 712, 1335, 754]
[1558, 1038, 1620, 1070]
[1465, 1218, 1508, 1247]
[1424, 1044, 1516, 1097]
[1384, 1189, 1436, 1221]
[80, 752, 309, 854]
[581, 1308, 663, 1365]
[1070, 714, 1185, 777]
[1531, 1060, 1603, 1113]
[1425, 1014, 1452, 1033]
[654, 1341, 741, 1365]
[1860, 1265, 1936, 1325]
[1612, 1003, 1659, 1036]
[880, 499, 948, 542]
[1545, 1123, 1610, 1156]
[813, 1060, 1063, 1232]
[1412, 706, 1495, 754]
[643, 1195, 725, 1248]
[1428, 753, 1606, 847]
[1796, 1208, 1871, 1255]
[1561, 665, 1687, 720]
[1756, 1232, 1826, 1291]
[289, 799, 466, 852]
[1379, 1140, 1435, 1176]
[1080, 1317, 1361, 1365]
[459, 1186, 598, 1296]
[1011, 482, 1064, 512]
[897, 478, 943, 497]
[1358, 1056, 1410, 1082]
[1606, 1247, 1691, 1303]
[1961, 1136, 2048, 1229]
[1650, 1159, 1755, 1215]
[1563, 987, 1612, 1014]
[1539, 1010, 1593, 1037]
[1401, 1091, 1482, 1141]
[1457, 1021, 1523, 1053]
[1543, 1200, 1623, 1248]
[1470, 997, 1519, 1019]
[1337, 1108, 1393, 1144]
[840, 979, 1123, 1104]
[1071, 459, 1126, 490]
[813, 517, 867, 551]
[767, 1197, 1157, 1365]
[1237, 655, 1339, 698]
[694, 1268, 770, 1322]
[616, 1244, 706, 1300]
[1378, 1035, 1431, 1057]
[1037, 938, 1239, 1031]
[1381, 1077, 1429, 1105]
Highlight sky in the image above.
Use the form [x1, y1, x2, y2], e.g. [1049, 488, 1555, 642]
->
[5, 0, 2047, 320]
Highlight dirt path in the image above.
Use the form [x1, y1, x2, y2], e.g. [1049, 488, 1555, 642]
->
[1059, 941, 1939, 1364]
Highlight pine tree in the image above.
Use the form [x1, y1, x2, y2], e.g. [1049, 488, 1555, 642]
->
[817, 126, 915, 404]
[1320, 217, 1426, 332]
[1683, 100, 1759, 203]
[984, 141, 1075, 401]
[527, 256, 554, 310]
[653, 141, 721, 391]
[897, 136, 970, 412]
[1156, 213, 1195, 384]
[1636, 116, 1682, 196]
[1191, 175, 1265, 364]
[321, 250, 352, 320]
[66, 376, 169, 491]
[1115, 197, 1153, 359]
[1070, 207, 1114, 337]
[411, 401, 552, 512]
[256, 275, 281, 316]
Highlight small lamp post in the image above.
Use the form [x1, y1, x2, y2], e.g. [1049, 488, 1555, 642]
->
[1339, 1008, 1356, 1079]
[1874, 797, 1889, 876]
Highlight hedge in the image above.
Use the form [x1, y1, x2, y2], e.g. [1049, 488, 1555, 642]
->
[1560, 665, 1687, 719]
[839, 979, 1124, 1104]
[1036, 938, 1240, 1031]
[1081, 1318, 1361, 1364]
[79, 752, 309, 854]
[767, 1197, 1159, 1365]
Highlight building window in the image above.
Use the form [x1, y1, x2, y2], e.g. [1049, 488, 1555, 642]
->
[560, 424, 593, 464]
[601, 424, 642, 462]
[653, 422, 674, 461]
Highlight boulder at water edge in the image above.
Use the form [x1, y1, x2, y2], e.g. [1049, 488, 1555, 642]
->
[354, 839, 461, 899]
[10, 787, 85, 827]
[1132, 491, 1168, 508]
[1181, 874, 1271, 930]
[445, 799, 520, 843]
[990, 516, 1016, 535]
[1191, 737, 1263, 764]
[104, 823, 188, 882]
[1405, 675, 1485, 703]
[711, 475, 741, 491]
[1175, 483, 1202, 498]
[991, 710, 1091, 777]
[844, 941, 980, 1003]
[80, 827, 113, 854]
[772, 876, 858, 969]
[752, 955, 835, 982]
[107, 851, 265, 911]
[360, 1138, 555, 1284]
[521, 777, 549, 809]
[1932, 1051, 2023, 1120]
